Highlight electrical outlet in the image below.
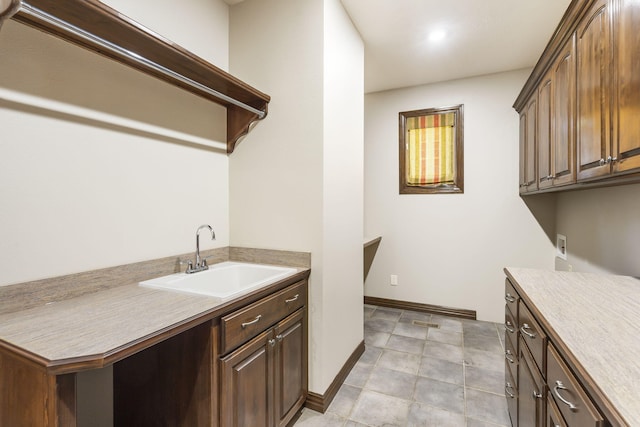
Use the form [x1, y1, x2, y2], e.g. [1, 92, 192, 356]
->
[390, 275, 398, 286]
[556, 234, 567, 260]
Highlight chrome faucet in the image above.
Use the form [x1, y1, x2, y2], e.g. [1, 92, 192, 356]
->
[185, 224, 216, 274]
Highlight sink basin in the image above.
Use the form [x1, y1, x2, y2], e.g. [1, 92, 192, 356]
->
[139, 261, 297, 300]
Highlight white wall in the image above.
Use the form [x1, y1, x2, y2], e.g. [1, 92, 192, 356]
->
[0, 0, 230, 286]
[364, 69, 556, 323]
[555, 183, 640, 276]
[229, 0, 364, 394]
[321, 0, 365, 394]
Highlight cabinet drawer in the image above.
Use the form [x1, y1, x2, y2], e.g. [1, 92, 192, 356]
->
[547, 344, 604, 427]
[505, 363, 518, 427]
[518, 301, 546, 374]
[221, 281, 306, 354]
[505, 278, 519, 317]
[505, 305, 518, 351]
[504, 328, 518, 382]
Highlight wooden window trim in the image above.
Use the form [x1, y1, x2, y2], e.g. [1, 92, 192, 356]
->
[399, 104, 464, 194]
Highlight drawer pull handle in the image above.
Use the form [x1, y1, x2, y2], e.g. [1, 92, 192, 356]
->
[505, 382, 515, 398]
[505, 321, 515, 333]
[553, 381, 578, 411]
[505, 350, 515, 364]
[285, 294, 299, 304]
[521, 323, 537, 339]
[505, 293, 516, 303]
[241, 314, 262, 329]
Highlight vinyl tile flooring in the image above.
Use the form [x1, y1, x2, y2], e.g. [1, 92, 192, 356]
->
[294, 305, 510, 427]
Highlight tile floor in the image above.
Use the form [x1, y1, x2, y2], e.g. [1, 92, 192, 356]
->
[295, 304, 510, 427]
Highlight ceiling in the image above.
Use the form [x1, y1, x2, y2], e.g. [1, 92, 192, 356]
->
[226, 0, 573, 94]
[341, 0, 572, 93]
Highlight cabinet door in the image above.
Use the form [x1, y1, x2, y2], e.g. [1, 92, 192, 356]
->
[518, 341, 545, 427]
[519, 112, 528, 194]
[552, 35, 576, 187]
[220, 328, 274, 427]
[612, 0, 640, 174]
[576, 0, 611, 181]
[538, 74, 553, 190]
[525, 96, 538, 192]
[274, 309, 307, 427]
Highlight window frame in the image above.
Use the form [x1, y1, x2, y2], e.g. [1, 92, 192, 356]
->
[399, 104, 464, 194]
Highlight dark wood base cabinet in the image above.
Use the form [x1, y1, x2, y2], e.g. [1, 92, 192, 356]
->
[115, 279, 308, 427]
[504, 277, 609, 427]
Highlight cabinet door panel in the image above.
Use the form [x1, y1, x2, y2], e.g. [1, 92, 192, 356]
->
[520, 112, 528, 193]
[526, 97, 539, 192]
[613, 0, 640, 174]
[538, 75, 553, 189]
[552, 36, 576, 186]
[519, 341, 545, 427]
[576, 0, 611, 181]
[220, 329, 274, 427]
[274, 310, 306, 427]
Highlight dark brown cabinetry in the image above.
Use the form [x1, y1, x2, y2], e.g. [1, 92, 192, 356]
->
[106, 277, 307, 427]
[504, 278, 610, 427]
[520, 96, 539, 194]
[576, 0, 611, 181]
[515, 0, 640, 193]
[220, 282, 307, 427]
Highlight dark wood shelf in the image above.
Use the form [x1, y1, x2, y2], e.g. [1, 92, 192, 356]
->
[9, 0, 270, 153]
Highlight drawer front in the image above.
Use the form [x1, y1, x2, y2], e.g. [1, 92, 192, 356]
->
[505, 363, 518, 427]
[505, 305, 518, 351]
[518, 301, 546, 374]
[505, 278, 519, 317]
[504, 329, 518, 382]
[547, 344, 604, 427]
[221, 281, 306, 354]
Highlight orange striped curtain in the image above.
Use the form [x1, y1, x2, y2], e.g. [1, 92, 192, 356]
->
[406, 113, 455, 185]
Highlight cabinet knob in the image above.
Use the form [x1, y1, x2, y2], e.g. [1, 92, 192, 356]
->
[505, 350, 515, 364]
[268, 339, 276, 347]
[532, 390, 543, 399]
[520, 323, 537, 339]
[505, 293, 516, 303]
[276, 334, 283, 342]
[599, 158, 606, 166]
[553, 380, 578, 410]
[607, 155, 618, 164]
[505, 382, 515, 399]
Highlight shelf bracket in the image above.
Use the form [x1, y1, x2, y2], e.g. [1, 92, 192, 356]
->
[0, 0, 21, 29]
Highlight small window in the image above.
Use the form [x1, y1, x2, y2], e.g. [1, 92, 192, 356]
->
[399, 105, 464, 194]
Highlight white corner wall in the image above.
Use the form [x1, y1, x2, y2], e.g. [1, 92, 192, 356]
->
[0, 0, 230, 286]
[364, 69, 556, 323]
[321, 0, 364, 394]
[229, 0, 364, 394]
[555, 183, 640, 276]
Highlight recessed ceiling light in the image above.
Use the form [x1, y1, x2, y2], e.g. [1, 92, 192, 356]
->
[428, 30, 446, 43]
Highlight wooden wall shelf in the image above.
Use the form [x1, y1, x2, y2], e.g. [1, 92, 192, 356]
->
[1, 0, 270, 153]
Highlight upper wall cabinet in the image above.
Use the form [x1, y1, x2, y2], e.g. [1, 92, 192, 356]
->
[0, 0, 270, 154]
[514, 0, 640, 194]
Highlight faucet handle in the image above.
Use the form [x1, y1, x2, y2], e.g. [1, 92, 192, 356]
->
[179, 259, 194, 272]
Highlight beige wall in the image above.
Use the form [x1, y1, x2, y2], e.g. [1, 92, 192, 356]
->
[0, 0, 231, 286]
[364, 69, 556, 323]
[229, 0, 364, 394]
[555, 183, 640, 276]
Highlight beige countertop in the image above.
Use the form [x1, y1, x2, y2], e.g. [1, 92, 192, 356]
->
[0, 265, 308, 374]
[505, 267, 640, 426]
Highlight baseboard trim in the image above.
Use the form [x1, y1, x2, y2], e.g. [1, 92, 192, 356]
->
[364, 296, 476, 320]
[305, 340, 365, 413]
